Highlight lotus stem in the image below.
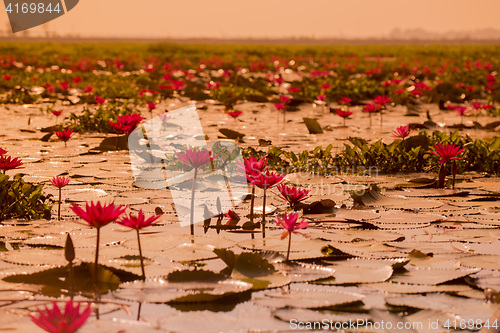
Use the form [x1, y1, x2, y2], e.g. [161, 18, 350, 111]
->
[94, 228, 100, 285]
[189, 167, 199, 237]
[250, 185, 255, 221]
[262, 187, 267, 238]
[136, 230, 145, 280]
[57, 187, 62, 221]
[286, 232, 292, 261]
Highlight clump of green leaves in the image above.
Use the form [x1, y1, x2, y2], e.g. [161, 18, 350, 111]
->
[68, 102, 137, 133]
[244, 130, 500, 175]
[0, 174, 52, 222]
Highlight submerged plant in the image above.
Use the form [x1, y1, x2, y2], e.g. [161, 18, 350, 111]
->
[30, 299, 91, 333]
[116, 209, 161, 280]
[70, 201, 126, 283]
[50, 176, 70, 221]
[430, 143, 464, 188]
[275, 212, 308, 261]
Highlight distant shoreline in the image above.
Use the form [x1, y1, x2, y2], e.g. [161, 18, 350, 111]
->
[1, 36, 500, 45]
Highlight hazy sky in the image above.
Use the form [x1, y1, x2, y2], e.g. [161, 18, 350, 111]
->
[1, 0, 500, 38]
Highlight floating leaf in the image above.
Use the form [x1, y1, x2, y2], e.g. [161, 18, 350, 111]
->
[302, 118, 323, 134]
[317, 265, 393, 285]
[390, 267, 480, 285]
[385, 293, 498, 321]
[365, 282, 471, 294]
[219, 128, 245, 140]
[273, 261, 335, 283]
[253, 285, 364, 309]
[114, 277, 252, 303]
[460, 255, 500, 270]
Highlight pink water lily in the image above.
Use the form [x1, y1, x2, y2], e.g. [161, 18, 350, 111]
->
[116, 209, 161, 279]
[276, 184, 310, 208]
[236, 156, 268, 220]
[30, 299, 91, 333]
[0, 155, 24, 174]
[248, 170, 286, 237]
[50, 176, 70, 221]
[176, 147, 214, 169]
[55, 129, 73, 147]
[392, 125, 414, 139]
[176, 147, 216, 236]
[430, 143, 464, 189]
[71, 201, 126, 282]
[430, 143, 464, 164]
[275, 212, 308, 260]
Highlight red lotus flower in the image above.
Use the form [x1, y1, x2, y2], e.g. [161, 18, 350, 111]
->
[321, 83, 331, 91]
[338, 97, 351, 105]
[236, 156, 268, 177]
[30, 299, 91, 333]
[392, 125, 414, 139]
[317, 94, 326, 101]
[454, 106, 467, 116]
[362, 104, 380, 113]
[275, 212, 308, 260]
[280, 95, 291, 103]
[225, 210, 240, 225]
[275, 212, 308, 239]
[95, 95, 106, 105]
[227, 111, 242, 118]
[336, 109, 353, 118]
[0, 155, 24, 173]
[3, 75, 11, 80]
[51, 110, 62, 117]
[249, 170, 285, 190]
[472, 102, 482, 110]
[276, 184, 310, 208]
[116, 209, 161, 279]
[274, 103, 285, 111]
[60, 81, 69, 90]
[72, 77, 82, 84]
[147, 102, 156, 111]
[430, 143, 464, 164]
[71, 201, 126, 229]
[109, 114, 144, 134]
[0, 147, 6, 155]
[51, 176, 70, 221]
[176, 147, 214, 169]
[55, 129, 73, 143]
[288, 87, 301, 93]
[116, 209, 161, 231]
[50, 176, 70, 188]
[372, 95, 392, 107]
[83, 86, 93, 93]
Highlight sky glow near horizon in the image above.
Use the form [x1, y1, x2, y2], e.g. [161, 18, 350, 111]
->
[0, 0, 499, 38]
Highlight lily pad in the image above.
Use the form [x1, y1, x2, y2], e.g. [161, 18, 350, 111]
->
[253, 285, 364, 309]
